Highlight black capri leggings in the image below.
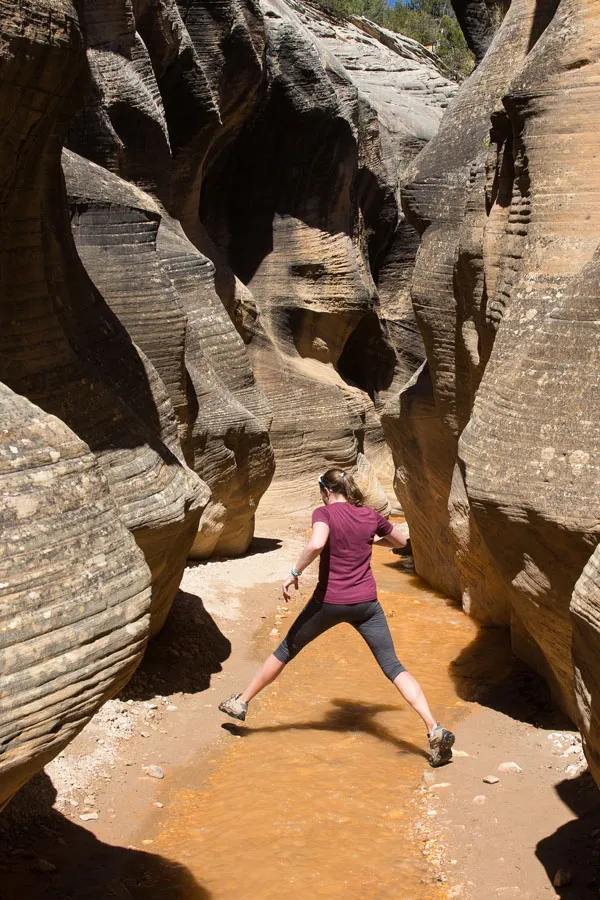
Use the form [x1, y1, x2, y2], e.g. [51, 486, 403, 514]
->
[273, 596, 405, 682]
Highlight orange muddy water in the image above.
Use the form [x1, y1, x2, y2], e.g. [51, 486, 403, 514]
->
[140, 551, 479, 900]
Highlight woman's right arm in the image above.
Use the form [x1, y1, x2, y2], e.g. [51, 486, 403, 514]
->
[282, 521, 329, 600]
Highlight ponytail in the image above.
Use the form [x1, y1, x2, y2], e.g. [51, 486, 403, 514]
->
[319, 468, 363, 507]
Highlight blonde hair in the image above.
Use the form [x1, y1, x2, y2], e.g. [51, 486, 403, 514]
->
[320, 468, 363, 507]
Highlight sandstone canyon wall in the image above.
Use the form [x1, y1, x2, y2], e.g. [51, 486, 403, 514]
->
[0, 0, 455, 807]
[390, 0, 600, 780]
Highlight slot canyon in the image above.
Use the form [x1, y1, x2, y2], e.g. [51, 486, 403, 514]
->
[1, 0, 599, 896]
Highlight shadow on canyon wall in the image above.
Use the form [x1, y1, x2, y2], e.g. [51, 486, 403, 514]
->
[450, 622, 572, 730]
[0, 772, 209, 900]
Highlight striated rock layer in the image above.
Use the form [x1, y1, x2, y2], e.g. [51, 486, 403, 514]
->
[394, 0, 600, 775]
[67, 0, 456, 516]
[193, 0, 456, 511]
[0, 385, 151, 812]
[0, 0, 199, 807]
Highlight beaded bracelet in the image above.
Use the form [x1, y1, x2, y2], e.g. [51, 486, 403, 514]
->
[291, 568, 301, 578]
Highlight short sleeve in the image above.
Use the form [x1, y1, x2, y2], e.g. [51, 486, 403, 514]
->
[312, 507, 329, 526]
[375, 512, 393, 537]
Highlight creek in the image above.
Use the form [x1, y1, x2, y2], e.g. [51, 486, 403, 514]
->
[138, 549, 481, 899]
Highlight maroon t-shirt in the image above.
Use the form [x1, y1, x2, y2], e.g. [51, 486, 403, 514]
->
[311, 503, 393, 604]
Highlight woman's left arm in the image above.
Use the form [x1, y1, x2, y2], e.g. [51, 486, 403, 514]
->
[282, 521, 329, 600]
[373, 522, 409, 550]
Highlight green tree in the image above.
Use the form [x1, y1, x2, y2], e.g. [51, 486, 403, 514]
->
[312, 0, 475, 82]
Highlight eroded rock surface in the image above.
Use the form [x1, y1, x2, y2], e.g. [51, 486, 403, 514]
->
[0, 385, 151, 812]
[0, 0, 200, 806]
[194, 0, 456, 511]
[393, 0, 600, 773]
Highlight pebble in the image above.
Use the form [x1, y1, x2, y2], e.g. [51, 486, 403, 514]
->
[145, 703, 158, 710]
[140, 731, 150, 738]
[270, 628, 280, 637]
[553, 869, 572, 887]
[473, 795, 487, 805]
[430, 782, 451, 790]
[166, 704, 178, 712]
[79, 812, 99, 821]
[483, 776, 500, 784]
[34, 859, 57, 873]
[96, 739, 105, 745]
[498, 761, 523, 774]
[144, 765, 164, 779]
[153, 802, 164, 808]
[452, 750, 470, 758]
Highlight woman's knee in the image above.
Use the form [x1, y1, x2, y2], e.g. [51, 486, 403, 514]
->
[273, 642, 292, 665]
[384, 660, 406, 682]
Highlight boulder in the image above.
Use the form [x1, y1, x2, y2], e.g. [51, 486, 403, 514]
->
[0, 383, 151, 811]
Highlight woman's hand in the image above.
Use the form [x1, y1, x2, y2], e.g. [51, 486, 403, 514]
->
[282, 573, 299, 601]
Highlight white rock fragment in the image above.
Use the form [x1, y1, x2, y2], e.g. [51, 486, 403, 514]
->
[473, 795, 487, 805]
[144, 765, 164, 779]
[498, 761, 523, 774]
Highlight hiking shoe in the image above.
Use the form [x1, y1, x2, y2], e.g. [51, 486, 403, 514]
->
[428, 724, 455, 767]
[218, 693, 248, 722]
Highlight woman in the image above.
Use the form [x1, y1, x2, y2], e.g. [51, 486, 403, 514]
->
[219, 468, 455, 767]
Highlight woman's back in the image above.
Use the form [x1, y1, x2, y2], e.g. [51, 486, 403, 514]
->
[312, 503, 392, 604]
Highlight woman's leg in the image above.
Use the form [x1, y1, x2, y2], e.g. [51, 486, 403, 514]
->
[353, 601, 437, 734]
[392, 671, 437, 734]
[240, 654, 286, 703]
[220, 597, 338, 716]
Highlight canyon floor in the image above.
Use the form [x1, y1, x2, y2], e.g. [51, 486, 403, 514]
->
[1, 516, 599, 899]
